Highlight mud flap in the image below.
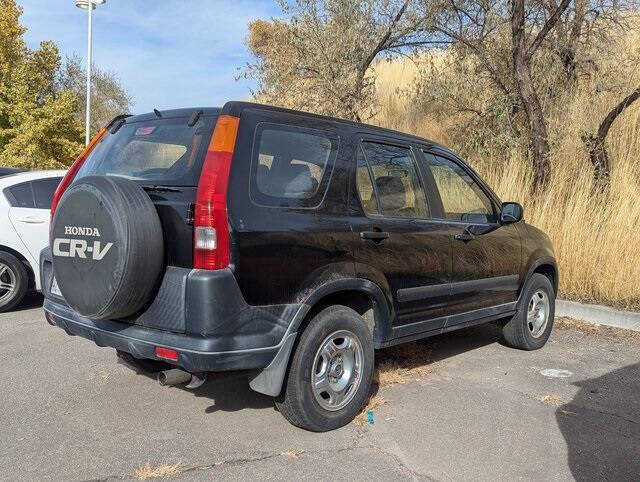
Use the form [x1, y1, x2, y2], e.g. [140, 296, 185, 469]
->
[248, 332, 297, 397]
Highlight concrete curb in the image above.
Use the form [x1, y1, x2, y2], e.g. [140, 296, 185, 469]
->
[556, 299, 640, 332]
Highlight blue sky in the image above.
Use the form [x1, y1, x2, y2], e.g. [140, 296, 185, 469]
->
[18, 0, 280, 113]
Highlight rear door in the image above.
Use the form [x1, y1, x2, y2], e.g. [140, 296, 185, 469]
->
[351, 137, 452, 337]
[73, 113, 217, 268]
[7, 178, 61, 263]
[421, 151, 522, 319]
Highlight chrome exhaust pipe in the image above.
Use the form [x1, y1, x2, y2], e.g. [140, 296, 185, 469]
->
[158, 369, 192, 386]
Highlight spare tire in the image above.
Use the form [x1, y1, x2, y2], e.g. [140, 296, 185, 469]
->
[51, 176, 164, 320]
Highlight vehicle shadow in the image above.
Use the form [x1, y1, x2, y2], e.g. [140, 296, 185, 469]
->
[12, 292, 44, 311]
[556, 363, 640, 481]
[376, 321, 505, 371]
[124, 322, 505, 415]
[193, 372, 275, 413]
[118, 354, 275, 413]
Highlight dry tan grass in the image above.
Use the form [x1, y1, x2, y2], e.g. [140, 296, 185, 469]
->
[375, 342, 435, 387]
[354, 341, 435, 425]
[555, 317, 640, 341]
[369, 27, 640, 310]
[135, 463, 181, 480]
[536, 394, 563, 406]
[555, 317, 602, 335]
[280, 449, 305, 458]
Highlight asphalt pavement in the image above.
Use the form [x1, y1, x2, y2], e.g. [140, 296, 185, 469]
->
[1, 294, 638, 481]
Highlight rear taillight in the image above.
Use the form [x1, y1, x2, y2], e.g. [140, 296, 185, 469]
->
[50, 127, 107, 222]
[193, 115, 239, 270]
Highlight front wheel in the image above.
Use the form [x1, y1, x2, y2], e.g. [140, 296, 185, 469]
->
[276, 305, 374, 432]
[502, 273, 555, 350]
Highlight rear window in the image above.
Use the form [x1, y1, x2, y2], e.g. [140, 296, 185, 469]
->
[4, 181, 34, 208]
[75, 115, 216, 186]
[33, 177, 62, 209]
[250, 123, 338, 208]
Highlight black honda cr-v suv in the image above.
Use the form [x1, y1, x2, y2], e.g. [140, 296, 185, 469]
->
[41, 101, 557, 431]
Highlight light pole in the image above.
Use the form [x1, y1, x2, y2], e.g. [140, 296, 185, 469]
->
[75, 0, 106, 145]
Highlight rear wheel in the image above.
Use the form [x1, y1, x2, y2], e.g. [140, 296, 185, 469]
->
[0, 252, 28, 313]
[276, 305, 374, 432]
[502, 273, 555, 350]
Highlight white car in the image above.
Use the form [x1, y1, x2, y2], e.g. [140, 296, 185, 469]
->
[0, 170, 66, 311]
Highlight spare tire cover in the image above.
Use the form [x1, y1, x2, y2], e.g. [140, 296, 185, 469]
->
[51, 175, 164, 320]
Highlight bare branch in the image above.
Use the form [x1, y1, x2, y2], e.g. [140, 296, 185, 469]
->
[527, 0, 573, 58]
[358, 0, 410, 79]
[597, 86, 640, 140]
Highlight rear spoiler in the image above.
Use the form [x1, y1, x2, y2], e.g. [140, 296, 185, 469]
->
[105, 114, 132, 129]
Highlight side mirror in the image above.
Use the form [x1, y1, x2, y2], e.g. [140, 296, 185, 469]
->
[500, 202, 523, 224]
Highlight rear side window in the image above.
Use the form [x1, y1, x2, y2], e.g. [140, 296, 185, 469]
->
[33, 178, 62, 209]
[357, 141, 429, 218]
[250, 124, 338, 208]
[75, 116, 216, 186]
[4, 182, 34, 208]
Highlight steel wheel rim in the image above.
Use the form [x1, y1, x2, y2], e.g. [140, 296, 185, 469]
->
[527, 289, 549, 338]
[0, 263, 17, 304]
[311, 329, 364, 411]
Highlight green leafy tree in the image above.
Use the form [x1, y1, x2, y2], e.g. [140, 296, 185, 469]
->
[0, 0, 83, 169]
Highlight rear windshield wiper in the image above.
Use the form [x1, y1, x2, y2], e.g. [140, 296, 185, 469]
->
[188, 110, 203, 126]
[110, 118, 126, 134]
[141, 185, 181, 193]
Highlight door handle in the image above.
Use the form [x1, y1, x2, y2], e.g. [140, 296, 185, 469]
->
[360, 231, 390, 241]
[17, 217, 45, 224]
[453, 232, 475, 242]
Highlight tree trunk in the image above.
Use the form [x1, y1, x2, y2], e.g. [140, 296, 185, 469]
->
[580, 133, 611, 188]
[511, 0, 552, 190]
[581, 87, 640, 187]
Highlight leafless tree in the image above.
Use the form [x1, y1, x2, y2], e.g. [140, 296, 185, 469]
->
[510, 0, 572, 188]
[244, 0, 443, 121]
[581, 87, 640, 186]
[57, 54, 133, 134]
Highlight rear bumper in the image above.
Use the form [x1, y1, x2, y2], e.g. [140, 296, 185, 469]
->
[43, 300, 282, 372]
[40, 247, 306, 373]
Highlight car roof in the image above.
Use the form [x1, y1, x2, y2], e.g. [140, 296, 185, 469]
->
[126, 102, 453, 154]
[0, 169, 67, 189]
[221, 101, 451, 152]
[0, 167, 26, 176]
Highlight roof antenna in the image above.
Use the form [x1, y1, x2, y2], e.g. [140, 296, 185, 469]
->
[153, 108, 162, 118]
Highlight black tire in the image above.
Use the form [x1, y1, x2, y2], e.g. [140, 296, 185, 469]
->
[275, 305, 374, 432]
[50, 176, 164, 320]
[0, 251, 28, 312]
[503, 273, 555, 350]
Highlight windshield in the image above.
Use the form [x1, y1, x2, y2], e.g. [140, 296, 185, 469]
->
[75, 115, 217, 186]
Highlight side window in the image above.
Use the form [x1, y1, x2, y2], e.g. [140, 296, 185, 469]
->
[4, 182, 34, 208]
[32, 177, 62, 209]
[360, 141, 429, 218]
[251, 124, 337, 208]
[423, 152, 497, 223]
[355, 145, 378, 215]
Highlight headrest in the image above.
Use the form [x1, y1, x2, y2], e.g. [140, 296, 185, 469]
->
[376, 176, 406, 212]
[284, 164, 317, 196]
